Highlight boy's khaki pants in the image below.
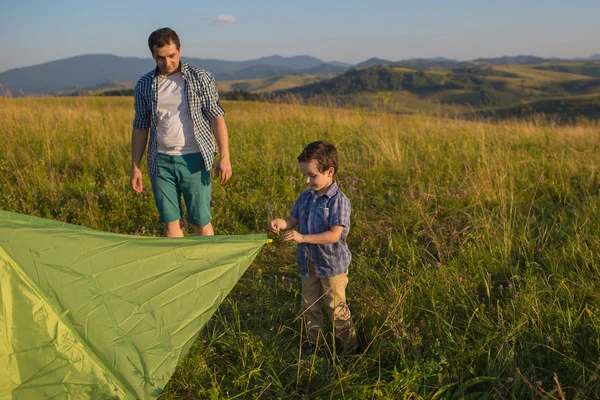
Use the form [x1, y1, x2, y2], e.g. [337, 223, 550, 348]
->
[302, 261, 356, 347]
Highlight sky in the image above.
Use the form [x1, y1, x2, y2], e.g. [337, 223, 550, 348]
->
[1, 0, 599, 72]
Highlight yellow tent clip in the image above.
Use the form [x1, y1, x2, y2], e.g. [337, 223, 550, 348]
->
[266, 239, 273, 244]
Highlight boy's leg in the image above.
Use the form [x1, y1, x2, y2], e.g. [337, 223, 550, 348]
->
[320, 272, 357, 351]
[178, 153, 213, 236]
[302, 261, 325, 345]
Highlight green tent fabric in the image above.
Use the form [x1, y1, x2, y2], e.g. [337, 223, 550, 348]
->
[0, 210, 267, 399]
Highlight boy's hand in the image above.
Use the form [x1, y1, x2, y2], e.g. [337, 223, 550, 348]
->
[283, 230, 305, 243]
[268, 218, 287, 234]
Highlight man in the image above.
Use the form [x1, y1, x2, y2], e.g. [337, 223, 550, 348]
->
[131, 27, 232, 237]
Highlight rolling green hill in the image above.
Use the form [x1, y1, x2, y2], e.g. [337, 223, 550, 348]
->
[274, 62, 600, 120]
[216, 75, 333, 93]
[88, 60, 600, 121]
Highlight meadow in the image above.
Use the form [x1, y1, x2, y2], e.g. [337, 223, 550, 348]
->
[1, 97, 600, 399]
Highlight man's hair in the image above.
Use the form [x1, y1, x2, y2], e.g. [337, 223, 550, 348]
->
[148, 28, 181, 52]
[297, 141, 339, 174]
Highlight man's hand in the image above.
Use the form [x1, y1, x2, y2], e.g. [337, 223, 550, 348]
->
[216, 155, 232, 184]
[130, 166, 143, 193]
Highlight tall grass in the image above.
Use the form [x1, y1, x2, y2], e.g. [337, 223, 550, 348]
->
[1, 97, 600, 398]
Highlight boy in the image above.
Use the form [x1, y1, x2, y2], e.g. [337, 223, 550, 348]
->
[268, 141, 358, 353]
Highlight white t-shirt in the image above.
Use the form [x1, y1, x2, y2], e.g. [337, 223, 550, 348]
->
[156, 72, 199, 155]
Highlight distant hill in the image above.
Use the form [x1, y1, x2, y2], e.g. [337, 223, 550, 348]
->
[0, 55, 154, 95]
[473, 55, 551, 65]
[215, 65, 298, 81]
[533, 63, 600, 78]
[244, 55, 324, 69]
[215, 62, 347, 81]
[274, 63, 600, 118]
[355, 57, 463, 69]
[299, 63, 349, 75]
[216, 75, 326, 94]
[394, 58, 463, 69]
[328, 61, 353, 67]
[355, 58, 395, 68]
[93, 61, 600, 122]
[0, 54, 335, 95]
[2, 52, 600, 96]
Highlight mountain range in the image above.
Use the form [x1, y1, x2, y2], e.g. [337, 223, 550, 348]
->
[1, 54, 599, 96]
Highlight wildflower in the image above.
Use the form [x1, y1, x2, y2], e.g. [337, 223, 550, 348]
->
[427, 263, 431, 267]
[458, 277, 464, 283]
[436, 262, 441, 268]
[413, 327, 420, 333]
[499, 284, 504, 289]
[536, 380, 543, 387]
[507, 377, 514, 383]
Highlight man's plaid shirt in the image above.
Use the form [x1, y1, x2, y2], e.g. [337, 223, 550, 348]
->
[291, 181, 352, 277]
[133, 62, 225, 176]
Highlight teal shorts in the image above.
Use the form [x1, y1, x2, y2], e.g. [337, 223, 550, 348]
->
[150, 152, 212, 227]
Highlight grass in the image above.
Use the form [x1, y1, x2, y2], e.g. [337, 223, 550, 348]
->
[1, 97, 600, 398]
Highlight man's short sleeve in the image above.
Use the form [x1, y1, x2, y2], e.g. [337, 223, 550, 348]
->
[201, 72, 226, 120]
[328, 195, 351, 227]
[132, 80, 151, 129]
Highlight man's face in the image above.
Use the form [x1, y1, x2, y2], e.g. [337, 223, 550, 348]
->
[152, 41, 181, 75]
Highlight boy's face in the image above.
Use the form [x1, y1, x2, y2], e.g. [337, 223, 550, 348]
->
[299, 160, 334, 195]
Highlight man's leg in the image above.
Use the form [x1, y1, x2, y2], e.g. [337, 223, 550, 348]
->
[192, 222, 214, 236]
[150, 154, 184, 237]
[163, 220, 184, 237]
[179, 153, 213, 236]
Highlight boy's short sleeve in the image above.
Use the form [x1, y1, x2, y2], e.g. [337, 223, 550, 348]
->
[328, 195, 351, 227]
[290, 192, 306, 219]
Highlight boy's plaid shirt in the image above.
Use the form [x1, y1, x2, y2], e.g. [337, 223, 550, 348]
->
[133, 62, 225, 176]
[291, 181, 352, 277]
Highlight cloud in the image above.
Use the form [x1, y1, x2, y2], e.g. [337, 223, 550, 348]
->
[206, 14, 237, 24]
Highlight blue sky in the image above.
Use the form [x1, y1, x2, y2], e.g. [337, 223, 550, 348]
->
[1, 0, 599, 72]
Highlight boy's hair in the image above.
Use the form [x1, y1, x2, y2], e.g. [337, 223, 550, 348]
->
[148, 28, 181, 52]
[297, 141, 338, 174]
